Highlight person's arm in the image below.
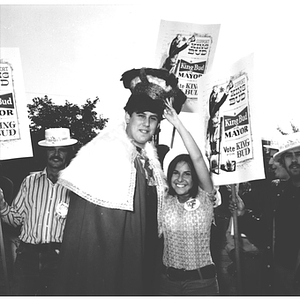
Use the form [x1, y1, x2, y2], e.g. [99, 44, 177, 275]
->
[0, 183, 24, 227]
[163, 99, 214, 193]
[0, 188, 7, 211]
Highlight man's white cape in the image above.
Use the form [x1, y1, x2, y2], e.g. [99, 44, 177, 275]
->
[58, 121, 168, 213]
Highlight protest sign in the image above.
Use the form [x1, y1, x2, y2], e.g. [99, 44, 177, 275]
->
[198, 53, 265, 185]
[154, 20, 220, 113]
[0, 48, 32, 160]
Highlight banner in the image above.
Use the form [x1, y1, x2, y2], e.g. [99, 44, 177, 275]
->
[197, 53, 265, 185]
[0, 48, 33, 160]
[154, 20, 220, 113]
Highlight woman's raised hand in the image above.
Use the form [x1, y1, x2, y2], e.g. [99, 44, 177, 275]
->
[163, 98, 180, 127]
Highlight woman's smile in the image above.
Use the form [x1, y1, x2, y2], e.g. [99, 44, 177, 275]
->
[171, 161, 193, 199]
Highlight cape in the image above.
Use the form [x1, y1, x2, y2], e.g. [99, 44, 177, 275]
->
[58, 120, 167, 213]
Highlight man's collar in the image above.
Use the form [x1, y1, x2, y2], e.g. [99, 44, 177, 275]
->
[31, 168, 47, 179]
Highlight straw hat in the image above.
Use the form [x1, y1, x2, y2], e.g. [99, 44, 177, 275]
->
[273, 132, 300, 162]
[38, 128, 78, 147]
[263, 139, 280, 150]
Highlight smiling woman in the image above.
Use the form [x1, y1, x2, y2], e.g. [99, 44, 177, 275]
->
[167, 155, 199, 202]
[157, 99, 220, 296]
[171, 161, 194, 201]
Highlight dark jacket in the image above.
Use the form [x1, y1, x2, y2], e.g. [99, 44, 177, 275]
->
[238, 179, 300, 294]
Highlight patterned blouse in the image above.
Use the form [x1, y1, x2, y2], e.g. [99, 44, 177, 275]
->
[161, 187, 214, 270]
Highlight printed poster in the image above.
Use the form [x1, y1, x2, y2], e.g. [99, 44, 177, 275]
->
[0, 48, 33, 160]
[198, 53, 265, 185]
[154, 20, 220, 113]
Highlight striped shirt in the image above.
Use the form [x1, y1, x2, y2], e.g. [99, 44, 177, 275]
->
[0, 169, 70, 244]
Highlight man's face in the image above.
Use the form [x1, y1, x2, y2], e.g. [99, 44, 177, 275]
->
[125, 111, 159, 148]
[282, 146, 300, 178]
[268, 157, 289, 180]
[46, 146, 69, 170]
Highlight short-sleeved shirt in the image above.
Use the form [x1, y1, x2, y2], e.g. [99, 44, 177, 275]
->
[161, 188, 214, 270]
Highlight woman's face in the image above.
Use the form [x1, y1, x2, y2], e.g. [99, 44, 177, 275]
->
[171, 161, 193, 201]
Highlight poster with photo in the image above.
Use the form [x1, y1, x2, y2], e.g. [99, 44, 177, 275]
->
[0, 48, 33, 160]
[198, 53, 265, 185]
[154, 20, 220, 113]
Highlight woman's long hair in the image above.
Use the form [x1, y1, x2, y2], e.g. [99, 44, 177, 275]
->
[167, 154, 199, 198]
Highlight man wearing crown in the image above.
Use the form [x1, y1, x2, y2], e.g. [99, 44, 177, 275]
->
[0, 128, 78, 295]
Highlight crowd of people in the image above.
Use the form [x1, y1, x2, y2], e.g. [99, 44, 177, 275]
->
[0, 67, 300, 296]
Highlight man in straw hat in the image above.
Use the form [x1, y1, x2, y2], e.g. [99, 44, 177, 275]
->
[53, 68, 186, 295]
[0, 127, 78, 295]
[263, 139, 289, 182]
[230, 132, 300, 295]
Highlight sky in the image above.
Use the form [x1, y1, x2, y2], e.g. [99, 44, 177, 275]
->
[1, 0, 300, 142]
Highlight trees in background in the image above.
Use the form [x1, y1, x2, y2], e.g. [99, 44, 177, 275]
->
[2, 96, 108, 192]
[28, 95, 108, 148]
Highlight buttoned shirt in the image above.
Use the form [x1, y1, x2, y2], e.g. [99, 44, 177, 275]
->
[0, 169, 70, 244]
